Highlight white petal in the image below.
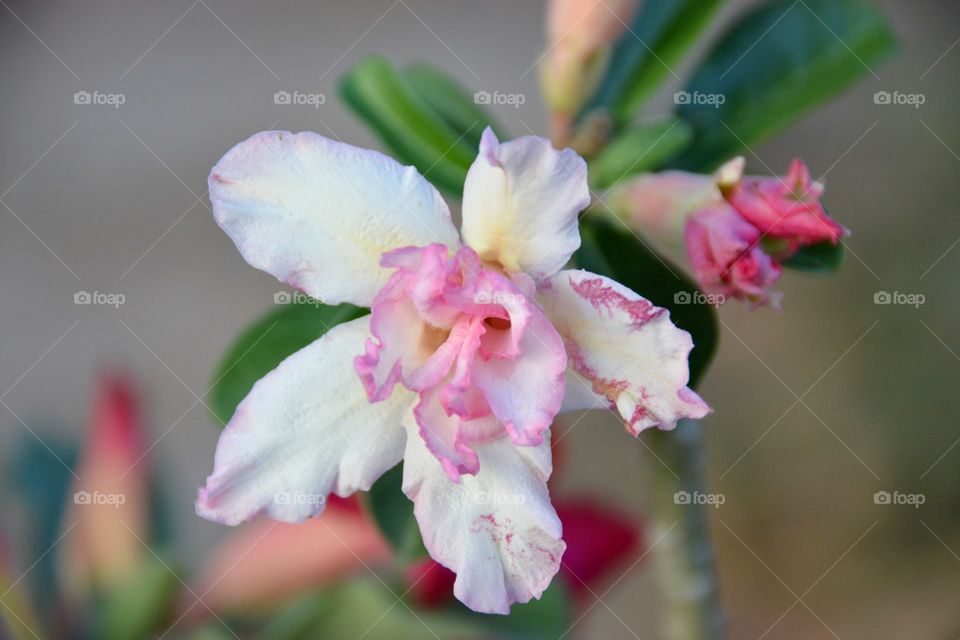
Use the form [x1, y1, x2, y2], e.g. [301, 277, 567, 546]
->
[558, 367, 607, 413]
[210, 131, 460, 306]
[197, 317, 414, 525]
[402, 416, 564, 614]
[539, 270, 710, 434]
[460, 128, 589, 281]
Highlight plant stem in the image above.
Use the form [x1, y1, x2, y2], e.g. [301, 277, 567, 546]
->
[647, 419, 726, 640]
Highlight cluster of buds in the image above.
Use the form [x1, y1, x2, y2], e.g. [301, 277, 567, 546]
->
[609, 157, 848, 308]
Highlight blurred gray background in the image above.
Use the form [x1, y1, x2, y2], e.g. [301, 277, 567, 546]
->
[1, 0, 959, 637]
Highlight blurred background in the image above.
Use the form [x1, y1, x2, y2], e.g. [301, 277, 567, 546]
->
[1, 0, 958, 637]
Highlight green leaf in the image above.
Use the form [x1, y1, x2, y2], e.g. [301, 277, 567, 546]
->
[780, 240, 845, 272]
[190, 628, 237, 640]
[589, 116, 693, 189]
[403, 62, 504, 149]
[340, 55, 476, 196]
[260, 580, 487, 640]
[209, 301, 366, 427]
[575, 217, 718, 387]
[255, 588, 340, 640]
[93, 554, 180, 640]
[673, 0, 897, 170]
[583, 0, 724, 126]
[454, 581, 572, 640]
[365, 463, 427, 565]
[8, 436, 77, 607]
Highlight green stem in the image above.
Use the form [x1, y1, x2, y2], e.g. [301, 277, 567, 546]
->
[647, 419, 726, 640]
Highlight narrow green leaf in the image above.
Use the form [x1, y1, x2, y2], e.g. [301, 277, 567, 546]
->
[673, 0, 897, 170]
[589, 116, 693, 189]
[575, 217, 718, 387]
[781, 240, 845, 272]
[93, 555, 180, 640]
[583, 0, 724, 126]
[365, 463, 427, 565]
[340, 55, 476, 196]
[403, 62, 504, 149]
[209, 301, 366, 427]
[454, 581, 572, 640]
[9, 437, 77, 608]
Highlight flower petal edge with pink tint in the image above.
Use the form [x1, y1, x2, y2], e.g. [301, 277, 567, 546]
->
[538, 270, 710, 433]
[460, 128, 590, 281]
[197, 317, 414, 526]
[401, 410, 564, 614]
[209, 131, 460, 307]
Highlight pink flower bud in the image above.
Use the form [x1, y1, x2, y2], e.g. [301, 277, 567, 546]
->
[184, 497, 390, 620]
[718, 157, 848, 247]
[684, 204, 782, 308]
[60, 372, 150, 599]
[555, 500, 641, 602]
[405, 558, 456, 609]
[541, 0, 640, 142]
[607, 171, 722, 249]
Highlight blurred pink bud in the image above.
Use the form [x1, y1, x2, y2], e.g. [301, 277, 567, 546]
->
[718, 157, 848, 247]
[555, 500, 641, 602]
[61, 371, 150, 599]
[184, 498, 390, 620]
[684, 204, 782, 308]
[542, 0, 640, 142]
[608, 171, 722, 249]
[406, 558, 456, 610]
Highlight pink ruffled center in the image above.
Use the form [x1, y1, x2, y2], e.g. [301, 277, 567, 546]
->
[685, 204, 782, 307]
[355, 244, 566, 481]
[728, 159, 846, 246]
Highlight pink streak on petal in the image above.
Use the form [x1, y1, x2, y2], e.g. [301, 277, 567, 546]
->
[569, 275, 665, 328]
